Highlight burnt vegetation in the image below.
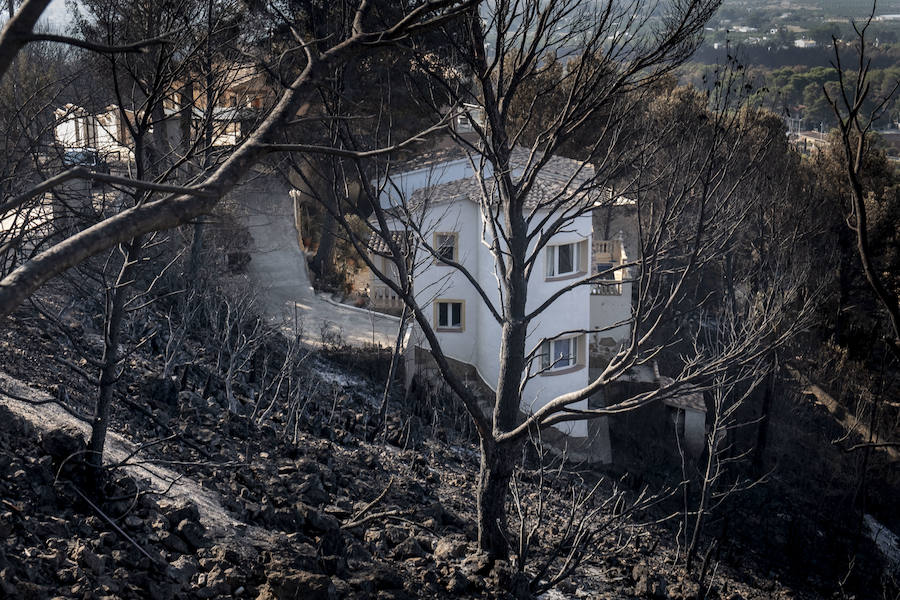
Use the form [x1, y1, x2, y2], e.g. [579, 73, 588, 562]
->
[0, 1, 898, 599]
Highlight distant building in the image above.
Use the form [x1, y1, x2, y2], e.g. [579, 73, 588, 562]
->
[794, 38, 816, 48]
[53, 104, 134, 161]
[792, 130, 829, 155]
[53, 63, 272, 162]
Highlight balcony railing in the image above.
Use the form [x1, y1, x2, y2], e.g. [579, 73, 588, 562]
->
[596, 240, 613, 255]
[371, 285, 404, 308]
[590, 281, 622, 296]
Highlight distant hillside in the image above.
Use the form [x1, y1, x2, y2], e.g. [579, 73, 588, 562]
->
[719, 0, 900, 18]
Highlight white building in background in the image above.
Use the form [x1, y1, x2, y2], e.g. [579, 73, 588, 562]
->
[54, 102, 253, 162]
[53, 104, 134, 160]
[794, 38, 816, 48]
[368, 146, 644, 462]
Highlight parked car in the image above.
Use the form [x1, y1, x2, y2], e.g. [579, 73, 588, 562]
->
[62, 148, 110, 174]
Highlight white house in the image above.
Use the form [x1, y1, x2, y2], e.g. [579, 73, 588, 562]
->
[53, 103, 134, 161]
[368, 147, 643, 462]
[54, 101, 254, 162]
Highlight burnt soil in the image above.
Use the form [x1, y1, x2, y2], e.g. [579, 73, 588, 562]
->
[0, 296, 896, 600]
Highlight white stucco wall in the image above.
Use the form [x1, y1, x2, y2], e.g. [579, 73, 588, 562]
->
[54, 106, 132, 159]
[411, 199, 484, 368]
[54, 117, 79, 148]
[520, 217, 592, 437]
[590, 282, 632, 345]
[399, 197, 594, 438]
[376, 157, 639, 442]
[684, 408, 706, 457]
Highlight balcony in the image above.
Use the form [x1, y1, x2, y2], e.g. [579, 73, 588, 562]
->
[594, 239, 622, 263]
[370, 285, 404, 310]
[590, 281, 622, 296]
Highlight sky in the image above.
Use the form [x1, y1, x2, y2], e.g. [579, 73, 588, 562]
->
[43, 0, 71, 30]
[0, 0, 75, 30]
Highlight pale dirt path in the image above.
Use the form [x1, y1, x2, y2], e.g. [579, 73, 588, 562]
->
[0, 371, 275, 545]
[0, 176, 401, 543]
[233, 177, 400, 348]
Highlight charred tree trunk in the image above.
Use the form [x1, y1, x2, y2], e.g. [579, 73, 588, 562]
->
[752, 351, 777, 475]
[88, 133, 152, 482]
[187, 220, 206, 281]
[477, 438, 518, 558]
[188, 18, 217, 282]
[88, 235, 143, 478]
[310, 205, 336, 282]
[373, 304, 408, 441]
[477, 227, 529, 556]
[293, 160, 337, 284]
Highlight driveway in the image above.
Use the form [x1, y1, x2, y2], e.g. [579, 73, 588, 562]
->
[234, 177, 401, 348]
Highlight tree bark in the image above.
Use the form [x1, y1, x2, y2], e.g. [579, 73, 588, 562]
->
[752, 351, 777, 475]
[373, 304, 408, 441]
[88, 235, 143, 477]
[187, 221, 205, 281]
[89, 130, 152, 481]
[293, 159, 337, 283]
[477, 438, 517, 558]
[311, 206, 336, 282]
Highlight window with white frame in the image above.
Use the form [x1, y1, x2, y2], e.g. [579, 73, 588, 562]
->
[541, 336, 579, 371]
[434, 232, 458, 263]
[435, 300, 464, 331]
[546, 242, 578, 278]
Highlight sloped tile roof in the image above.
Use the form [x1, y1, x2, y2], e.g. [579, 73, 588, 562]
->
[368, 230, 411, 254]
[403, 146, 598, 210]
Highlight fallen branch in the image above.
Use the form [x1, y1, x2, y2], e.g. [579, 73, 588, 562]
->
[69, 483, 166, 569]
[343, 477, 395, 529]
[342, 508, 403, 531]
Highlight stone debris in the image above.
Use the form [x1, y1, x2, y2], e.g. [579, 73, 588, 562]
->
[0, 303, 886, 600]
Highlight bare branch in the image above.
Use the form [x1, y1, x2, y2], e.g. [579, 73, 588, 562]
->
[13, 31, 172, 54]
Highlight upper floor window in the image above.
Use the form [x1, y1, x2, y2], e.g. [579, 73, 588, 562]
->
[546, 240, 587, 279]
[434, 232, 458, 263]
[540, 335, 582, 372]
[435, 299, 464, 331]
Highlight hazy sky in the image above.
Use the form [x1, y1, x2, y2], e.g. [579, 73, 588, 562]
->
[44, 0, 71, 29]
